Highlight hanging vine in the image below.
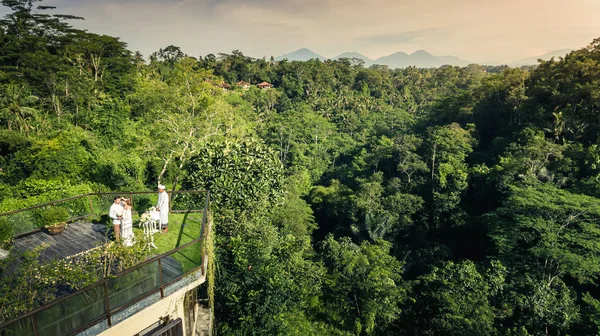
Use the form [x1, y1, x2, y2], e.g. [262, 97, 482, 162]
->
[205, 211, 215, 331]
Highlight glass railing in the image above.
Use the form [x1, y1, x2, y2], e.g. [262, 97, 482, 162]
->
[0, 190, 210, 336]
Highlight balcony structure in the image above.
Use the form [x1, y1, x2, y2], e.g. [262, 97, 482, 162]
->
[0, 190, 212, 336]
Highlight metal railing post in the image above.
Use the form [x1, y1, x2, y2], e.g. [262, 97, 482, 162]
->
[200, 191, 210, 239]
[158, 258, 164, 298]
[31, 314, 39, 336]
[103, 281, 112, 327]
[87, 195, 94, 216]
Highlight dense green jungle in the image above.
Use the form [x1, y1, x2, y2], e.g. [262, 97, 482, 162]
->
[2, 1, 600, 335]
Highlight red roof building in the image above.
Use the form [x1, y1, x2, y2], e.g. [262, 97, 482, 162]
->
[257, 81, 273, 89]
[237, 81, 251, 88]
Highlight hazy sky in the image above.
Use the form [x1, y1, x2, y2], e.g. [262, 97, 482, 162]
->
[4, 0, 600, 63]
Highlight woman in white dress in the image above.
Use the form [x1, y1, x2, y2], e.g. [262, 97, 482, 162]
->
[121, 199, 135, 247]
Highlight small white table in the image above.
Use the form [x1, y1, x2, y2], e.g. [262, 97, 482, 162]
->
[142, 210, 161, 250]
[149, 210, 161, 233]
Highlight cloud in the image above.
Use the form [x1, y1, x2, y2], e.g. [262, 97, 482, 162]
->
[2, 0, 600, 63]
[357, 28, 446, 45]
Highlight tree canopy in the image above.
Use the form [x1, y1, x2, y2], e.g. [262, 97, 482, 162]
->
[2, 1, 600, 334]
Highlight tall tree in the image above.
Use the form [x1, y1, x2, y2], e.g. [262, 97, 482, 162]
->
[320, 236, 407, 335]
[423, 123, 474, 227]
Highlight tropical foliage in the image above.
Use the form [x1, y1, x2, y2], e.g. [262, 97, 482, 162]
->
[2, 1, 600, 334]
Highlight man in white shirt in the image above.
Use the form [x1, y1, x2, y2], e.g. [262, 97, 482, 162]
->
[109, 196, 124, 240]
[156, 185, 170, 233]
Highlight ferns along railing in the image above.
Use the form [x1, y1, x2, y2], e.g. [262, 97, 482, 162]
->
[0, 190, 210, 336]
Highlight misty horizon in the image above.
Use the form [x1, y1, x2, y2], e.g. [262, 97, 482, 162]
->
[1, 0, 598, 63]
[270, 47, 573, 64]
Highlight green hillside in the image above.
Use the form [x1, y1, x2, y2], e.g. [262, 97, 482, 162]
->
[2, 1, 600, 334]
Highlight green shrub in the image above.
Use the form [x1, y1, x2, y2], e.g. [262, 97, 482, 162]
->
[133, 196, 153, 214]
[0, 217, 12, 245]
[39, 207, 69, 227]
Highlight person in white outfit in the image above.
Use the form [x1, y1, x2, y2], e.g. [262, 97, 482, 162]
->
[108, 196, 124, 241]
[156, 184, 169, 233]
[121, 198, 134, 246]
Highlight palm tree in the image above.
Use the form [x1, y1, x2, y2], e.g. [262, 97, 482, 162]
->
[0, 84, 40, 134]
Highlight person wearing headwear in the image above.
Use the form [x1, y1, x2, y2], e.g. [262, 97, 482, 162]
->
[156, 184, 169, 233]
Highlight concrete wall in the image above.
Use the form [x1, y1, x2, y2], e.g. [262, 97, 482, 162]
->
[97, 273, 205, 336]
[195, 306, 211, 336]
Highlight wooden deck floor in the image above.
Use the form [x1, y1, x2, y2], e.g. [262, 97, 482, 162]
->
[11, 221, 185, 283]
[12, 221, 108, 263]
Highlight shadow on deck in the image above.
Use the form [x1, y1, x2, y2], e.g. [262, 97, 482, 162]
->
[11, 221, 108, 263]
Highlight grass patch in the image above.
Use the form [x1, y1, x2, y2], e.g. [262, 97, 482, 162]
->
[151, 213, 204, 273]
[90, 212, 204, 273]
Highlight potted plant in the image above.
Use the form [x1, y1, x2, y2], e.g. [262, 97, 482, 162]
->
[40, 207, 70, 235]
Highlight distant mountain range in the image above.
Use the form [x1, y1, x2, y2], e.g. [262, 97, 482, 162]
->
[510, 49, 571, 67]
[275, 48, 572, 68]
[275, 48, 327, 62]
[332, 52, 372, 63]
[374, 50, 471, 68]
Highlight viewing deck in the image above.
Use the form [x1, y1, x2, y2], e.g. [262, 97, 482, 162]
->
[12, 221, 107, 263]
[11, 220, 185, 283]
[0, 190, 211, 336]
